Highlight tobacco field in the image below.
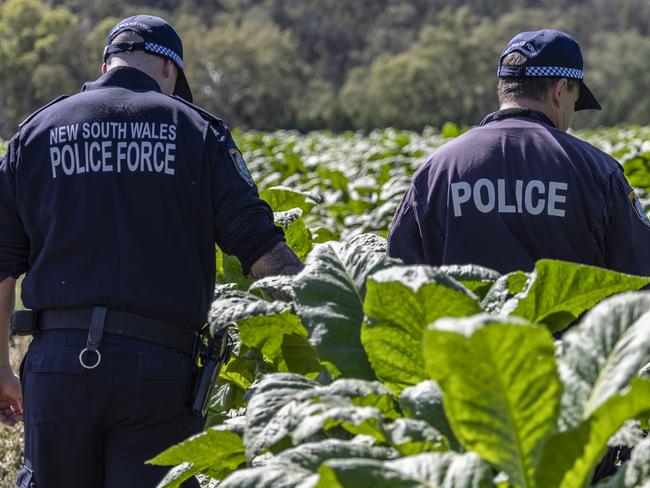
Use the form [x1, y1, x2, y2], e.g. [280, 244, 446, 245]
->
[153, 126, 650, 488]
[3, 126, 650, 487]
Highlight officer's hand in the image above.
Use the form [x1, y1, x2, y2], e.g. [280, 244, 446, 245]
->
[0, 367, 23, 427]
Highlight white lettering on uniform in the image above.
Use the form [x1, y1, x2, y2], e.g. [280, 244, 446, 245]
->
[164, 143, 175, 175]
[127, 142, 140, 171]
[548, 181, 568, 217]
[116, 142, 127, 172]
[524, 180, 545, 215]
[89, 142, 102, 172]
[450, 179, 568, 217]
[451, 182, 471, 217]
[473, 179, 495, 213]
[61, 145, 75, 176]
[515, 180, 524, 213]
[48, 122, 178, 179]
[498, 179, 516, 213]
[50, 147, 61, 178]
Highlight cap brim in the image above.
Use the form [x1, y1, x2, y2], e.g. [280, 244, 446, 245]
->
[575, 80, 600, 111]
[174, 71, 193, 103]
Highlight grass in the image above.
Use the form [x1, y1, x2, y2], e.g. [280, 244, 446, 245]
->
[0, 336, 29, 487]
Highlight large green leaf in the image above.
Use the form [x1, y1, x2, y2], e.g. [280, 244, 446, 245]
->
[385, 418, 448, 455]
[269, 439, 399, 470]
[503, 260, 650, 332]
[230, 440, 398, 487]
[261, 186, 319, 214]
[316, 459, 426, 488]
[249, 275, 295, 302]
[385, 452, 495, 488]
[537, 378, 650, 488]
[438, 264, 501, 300]
[237, 311, 320, 374]
[423, 315, 561, 488]
[243, 374, 396, 460]
[362, 266, 482, 392]
[274, 208, 313, 261]
[149, 428, 246, 487]
[481, 271, 530, 314]
[218, 462, 318, 488]
[315, 452, 495, 488]
[291, 403, 387, 444]
[209, 290, 290, 332]
[292, 237, 400, 379]
[557, 292, 650, 430]
[399, 381, 459, 451]
[216, 248, 252, 289]
[244, 374, 320, 459]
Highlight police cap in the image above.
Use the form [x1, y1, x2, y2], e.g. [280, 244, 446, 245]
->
[104, 15, 193, 103]
[497, 29, 600, 111]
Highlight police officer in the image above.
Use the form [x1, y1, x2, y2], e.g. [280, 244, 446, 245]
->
[0, 15, 302, 488]
[388, 29, 650, 276]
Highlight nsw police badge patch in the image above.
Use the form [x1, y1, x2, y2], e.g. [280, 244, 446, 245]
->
[229, 148, 254, 187]
[629, 190, 650, 227]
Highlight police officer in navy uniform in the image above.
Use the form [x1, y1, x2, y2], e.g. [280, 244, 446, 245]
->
[388, 29, 650, 276]
[0, 15, 302, 488]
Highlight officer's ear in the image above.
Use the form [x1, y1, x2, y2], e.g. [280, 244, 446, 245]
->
[101, 63, 108, 75]
[550, 78, 568, 108]
[161, 59, 177, 82]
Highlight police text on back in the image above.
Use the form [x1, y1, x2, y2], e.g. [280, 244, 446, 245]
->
[49, 122, 177, 178]
[450, 179, 568, 217]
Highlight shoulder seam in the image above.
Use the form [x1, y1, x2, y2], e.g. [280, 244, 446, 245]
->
[170, 95, 226, 129]
[19, 95, 70, 128]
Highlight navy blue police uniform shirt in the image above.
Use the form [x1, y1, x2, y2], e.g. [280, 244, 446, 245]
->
[387, 109, 650, 275]
[0, 66, 284, 330]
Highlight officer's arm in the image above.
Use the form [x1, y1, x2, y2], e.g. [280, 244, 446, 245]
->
[211, 128, 301, 279]
[387, 185, 429, 264]
[249, 241, 304, 279]
[0, 277, 15, 370]
[603, 170, 650, 275]
[0, 136, 28, 367]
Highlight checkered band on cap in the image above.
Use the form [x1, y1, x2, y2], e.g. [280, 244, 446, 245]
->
[525, 66, 583, 79]
[144, 42, 184, 70]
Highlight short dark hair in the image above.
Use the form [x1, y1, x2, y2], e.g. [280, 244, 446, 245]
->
[105, 31, 144, 64]
[497, 52, 579, 104]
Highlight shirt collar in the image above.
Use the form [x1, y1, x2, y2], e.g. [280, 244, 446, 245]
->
[479, 108, 556, 128]
[81, 66, 162, 94]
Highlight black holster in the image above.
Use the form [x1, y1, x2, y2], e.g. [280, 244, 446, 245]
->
[190, 328, 232, 417]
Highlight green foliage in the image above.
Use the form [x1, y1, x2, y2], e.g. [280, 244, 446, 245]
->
[153, 227, 650, 487]
[423, 316, 561, 488]
[292, 238, 399, 379]
[536, 378, 650, 488]
[361, 266, 482, 392]
[3, 0, 650, 135]
[148, 428, 246, 487]
[502, 260, 650, 332]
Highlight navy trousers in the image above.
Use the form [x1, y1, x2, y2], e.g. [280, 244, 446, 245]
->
[17, 329, 205, 488]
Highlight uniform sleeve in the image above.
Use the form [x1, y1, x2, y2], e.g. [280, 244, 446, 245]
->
[387, 184, 444, 265]
[0, 135, 29, 280]
[603, 169, 650, 276]
[210, 128, 284, 273]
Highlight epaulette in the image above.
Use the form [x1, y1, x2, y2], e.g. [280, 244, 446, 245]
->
[171, 95, 227, 129]
[19, 95, 70, 128]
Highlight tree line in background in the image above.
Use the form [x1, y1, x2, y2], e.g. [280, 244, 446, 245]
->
[1, 0, 650, 138]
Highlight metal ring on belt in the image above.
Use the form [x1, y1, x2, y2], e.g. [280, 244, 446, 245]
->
[29, 308, 198, 356]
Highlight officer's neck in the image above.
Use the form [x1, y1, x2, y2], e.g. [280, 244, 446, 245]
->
[499, 100, 561, 130]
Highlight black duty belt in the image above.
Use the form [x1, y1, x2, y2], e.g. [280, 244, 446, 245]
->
[11, 308, 198, 357]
